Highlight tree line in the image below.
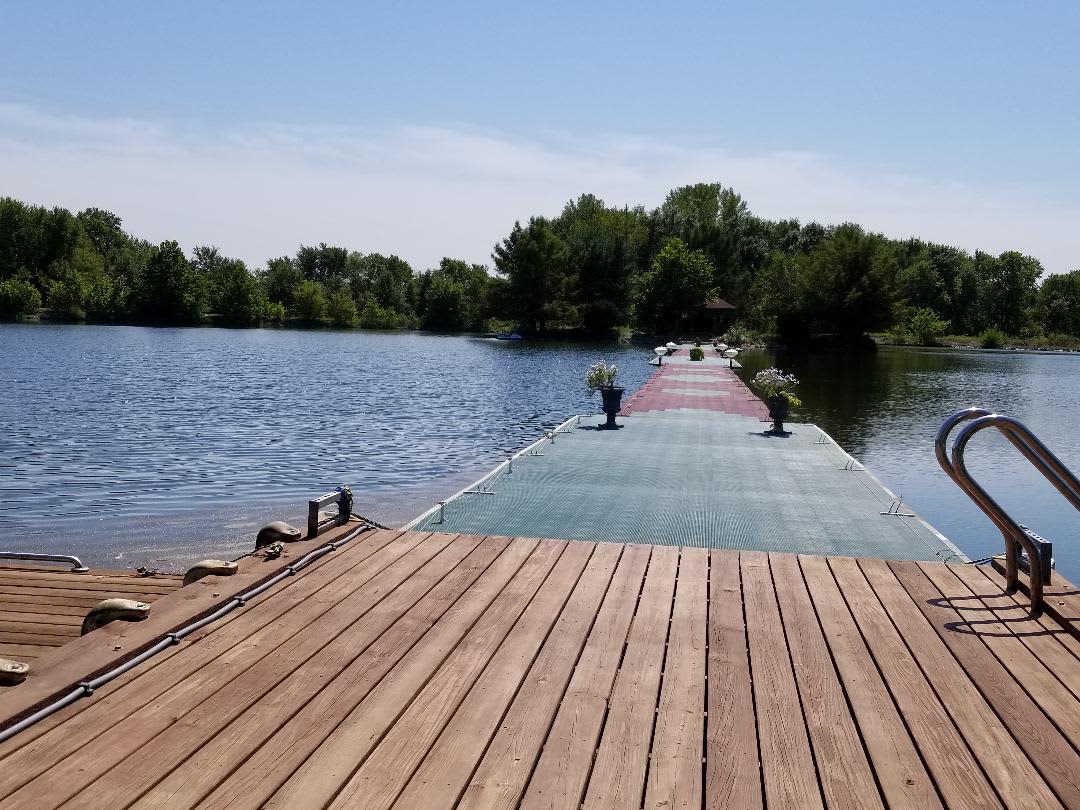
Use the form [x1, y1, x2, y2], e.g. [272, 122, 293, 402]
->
[1, 187, 1075, 346]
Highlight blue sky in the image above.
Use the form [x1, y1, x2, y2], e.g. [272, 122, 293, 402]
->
[1, 1, 1078, 273]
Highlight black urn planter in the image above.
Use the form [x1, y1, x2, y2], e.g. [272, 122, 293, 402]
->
[600, 387, 625, 429]
[767, 395, 790, 434]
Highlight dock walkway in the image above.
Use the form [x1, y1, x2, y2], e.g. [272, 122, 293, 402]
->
[1, 527, 1078, 808]
[0, 563, 182, 663]
[413, 355, 959, 561]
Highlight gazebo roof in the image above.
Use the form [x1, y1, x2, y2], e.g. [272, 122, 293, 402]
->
[701, 298, 736, 311]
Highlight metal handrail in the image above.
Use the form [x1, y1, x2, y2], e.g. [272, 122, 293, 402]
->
[0, 552, 89, 573]
[936, 408, 1080, 614]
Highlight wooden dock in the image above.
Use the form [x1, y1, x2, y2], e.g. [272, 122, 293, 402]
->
[1, 527, 1079, 808]
[0, 563, 182, 664]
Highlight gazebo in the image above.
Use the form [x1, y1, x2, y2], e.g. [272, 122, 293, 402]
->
[696, 297, 736, 335]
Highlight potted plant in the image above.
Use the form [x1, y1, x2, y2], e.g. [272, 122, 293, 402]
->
[689, 347, 705, 361]
[752, 367, 802, 434]
[585, 361, 624, 429]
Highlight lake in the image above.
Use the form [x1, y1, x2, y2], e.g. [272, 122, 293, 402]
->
[3, 324, 1080, 583]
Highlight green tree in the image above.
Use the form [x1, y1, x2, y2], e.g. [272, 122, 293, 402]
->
[555, 195, 647, 336]
[981, 250, 1042, 335]
[0, 278, 42, 320]
[261, 257, 303, 306]
[492, 217, 569, 333]
[1037, 269, 1080, 336]
[746, 251, 808, 339]
[215, 259, 268, 324]
[327, 289, 359, 327]
[133, 241, 205, 323]
[419, 258, 490, 331]
[292, 280, 327, 322]
[800, 224, 896, 342]
[905, 307, 949, 345]
[633, 237, 715, 335]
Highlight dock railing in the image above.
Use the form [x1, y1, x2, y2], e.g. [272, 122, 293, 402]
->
[937, 408, 1079, 614]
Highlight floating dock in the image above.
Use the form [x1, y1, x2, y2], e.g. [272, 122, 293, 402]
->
[411, 354, 961, 562]
[1, 351, 1079, 808]
[0, 563, 181, 663]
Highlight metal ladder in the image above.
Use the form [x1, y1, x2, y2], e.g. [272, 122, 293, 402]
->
[936, 408, 1076, 615]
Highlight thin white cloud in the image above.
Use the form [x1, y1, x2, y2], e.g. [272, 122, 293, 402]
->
[0, 101, 1076, 274]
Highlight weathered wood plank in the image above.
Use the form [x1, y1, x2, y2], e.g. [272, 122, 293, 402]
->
[828, 557, 1003, 809]
[770, 554, 883, 809]
[263, 539, 564, 810]
[327, 541, 589, 810]
[950, 563, 1080, 702]
[977, 564, 1080, 665]
[198, 535, 530, 810]
[0, 527, 398, 765]
[891, 560, 1080, 806]
[643, 547, 708, 810]
[518, 544, 651, 810]
[741, 551, 823, 809]
[704, 549, 762, 810]
[858, 558, 1062, 809]
[800, 555, 941, 809]
[393, 542, 609, 810]
[917, 562, 1080, 744]
[0, 528, 417, 806]
[455, 543, 624, 810]
[580, 545, 678, 809]
[0, 521, 379, 737]
[138, 535, 506, 810]
[48, 533, 449, 810]
[71, 532, 467, 809]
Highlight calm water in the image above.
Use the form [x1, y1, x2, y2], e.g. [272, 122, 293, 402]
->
[739, 346, 1080, 582]
[3, 324, 1080, 583]
[0, 325, 653, 569]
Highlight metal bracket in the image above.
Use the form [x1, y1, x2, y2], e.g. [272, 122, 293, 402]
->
[307, 486, 353, 539]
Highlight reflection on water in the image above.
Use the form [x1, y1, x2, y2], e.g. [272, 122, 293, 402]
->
[3, 325, 1080, 583]
[0, 324, 653, 569]
[739, 346, 1080, 582]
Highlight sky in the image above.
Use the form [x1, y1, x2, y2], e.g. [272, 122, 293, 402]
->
[1, 1, 1078, 274]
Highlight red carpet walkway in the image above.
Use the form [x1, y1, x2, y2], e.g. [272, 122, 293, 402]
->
[620, 355, 769, 419]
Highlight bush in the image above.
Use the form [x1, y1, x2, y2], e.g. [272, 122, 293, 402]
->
[906, 307, 949, 346]
[292, 280, 327, 323]
[978, 328, 1007, 349]
[327, 291, 359, 328]
[0, 278, 42, 320]
[689, 346, 705, 361]
[264, 301, 286, 323]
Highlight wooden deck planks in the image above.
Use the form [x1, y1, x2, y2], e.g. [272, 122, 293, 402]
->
[74, 532, 473, 809]
[917, 562, 1080, 745]
[643, 547, 708, 810]
[770, 554, 883, 810]
[0, 565, 182, 662]
[0, 528, 419, 807]
[858, 558, 1063, 809]
[197, 534, 531, 810]
[261, 538, 563, 809]
[393, 542, 618, 809]
[741, 551, 824, 809]
[891, 559, 1080, 807]
[517, 544, 651, 810]
[800, 555, 943, 809]
[705, 550, 763, 810]
[579, 545, 679, 810]
[327, 540, 590, 810]
[452, 543, 625, 810]
[828, 556, 1004, 809]
[1, 535, 1079, 810]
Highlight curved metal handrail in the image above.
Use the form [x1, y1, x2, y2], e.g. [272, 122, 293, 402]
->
[0, 552, 89, 573]
[937, 409, 1080, 614]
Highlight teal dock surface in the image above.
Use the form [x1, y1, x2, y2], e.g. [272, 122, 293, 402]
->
[412, 353, 962, 561]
